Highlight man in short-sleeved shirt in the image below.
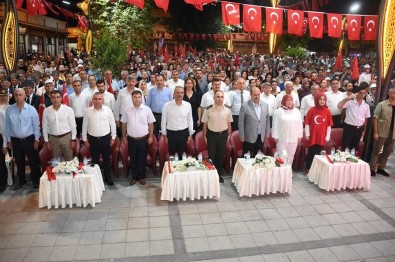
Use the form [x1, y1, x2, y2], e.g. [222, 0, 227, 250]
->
[201, 90, 233, 183]
[121, 91, 155, 186]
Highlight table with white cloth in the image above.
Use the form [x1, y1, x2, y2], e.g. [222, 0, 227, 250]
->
[39, 164, 105, 209]
[160, 162, 220, 201]
[232, 158, 293, 197]
[308, 155, 371, 191]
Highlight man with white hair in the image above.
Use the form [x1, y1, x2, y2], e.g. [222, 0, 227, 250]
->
[358, 64, 372, 85]
[166, 70, 184, 93]
[275, 81, 300, 109]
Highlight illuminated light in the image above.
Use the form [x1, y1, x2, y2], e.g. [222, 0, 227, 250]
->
[349, 2, 360, 13]
[62, 1, 71, 5]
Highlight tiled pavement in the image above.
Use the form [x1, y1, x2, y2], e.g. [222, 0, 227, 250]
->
[0, 155, 395, 262]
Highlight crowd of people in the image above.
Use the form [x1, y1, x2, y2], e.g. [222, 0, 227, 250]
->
[0, 47, 394, 192]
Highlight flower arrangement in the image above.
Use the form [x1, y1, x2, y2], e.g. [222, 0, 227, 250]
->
[333, 150, 359, 163]
[171, 157, 206, 172]
[252, 154, 284, 170]
[52, 157, 83, 174]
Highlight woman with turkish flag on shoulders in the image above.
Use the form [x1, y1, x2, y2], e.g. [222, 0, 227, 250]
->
[304, 92, 333, 172]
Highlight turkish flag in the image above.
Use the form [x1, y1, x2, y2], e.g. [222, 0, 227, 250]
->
[27, 0, 47, 16]
[16, 0, 24, 9]
[351, 56, 359, 80]
[221, 2, 240, 25]
[308, 12, 324, 38]
[287, 10, 304, 36]
[243, 5, 262, 32]
[154, 0, 169, 13]
[124, 0, 144, 9]
[106, 76, 114, 94]
[347, 15, 361, 40]
[61, 83, 70, 106]
[38, 95, 45, 129]
[364, 16, 378, 40]
[327, 13, 342, 38]
[265, 7, 283, 34]
[184, 0, 215, 11]
[164, 45, 169, 63]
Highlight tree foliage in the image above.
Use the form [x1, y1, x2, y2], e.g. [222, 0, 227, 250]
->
[89, 32, 128, 77]
[90, 0, 156, 49]
[165, 2, 228, 49]
[284, 46, 307, 59]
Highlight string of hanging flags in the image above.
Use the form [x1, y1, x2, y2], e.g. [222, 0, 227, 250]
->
[220, 1, 378, 40]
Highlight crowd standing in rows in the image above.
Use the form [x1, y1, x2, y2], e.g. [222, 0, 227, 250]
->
[0, 48, 394, 192]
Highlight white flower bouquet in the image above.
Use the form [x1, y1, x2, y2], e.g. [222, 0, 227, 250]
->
[252, 155, 279, 170]
[171, 157, 206, 172]
[333, 150, 359, 163]
[52, 157, 83, 174]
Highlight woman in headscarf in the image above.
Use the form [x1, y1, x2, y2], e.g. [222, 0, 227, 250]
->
[304, 92, 333, 171]
[272, 94, 303, 166]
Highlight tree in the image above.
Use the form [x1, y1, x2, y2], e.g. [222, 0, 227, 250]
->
[165, 2, 228, 49]
[89, 32, 128, 77]
[90, 0, 156, 49]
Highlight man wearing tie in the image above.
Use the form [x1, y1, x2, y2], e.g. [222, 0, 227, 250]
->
[22, 80, 40, 111]
[238, 87, 270, 157]
[52, 70, 63, 91]
[230, 78, 250, 131]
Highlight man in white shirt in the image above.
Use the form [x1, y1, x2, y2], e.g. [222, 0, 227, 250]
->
[259, 82, 276, 127]
[166, 70, 184, 93]
[200, 78, 231, 113]
[83, 75, 98, 97]
[229, 78, 250, 131]
[326, 78, 346, 127]
[358, 64, 372, 85]
[82, 92, 117, 186]
[96, 79, 115, 111]
[69, 80, 91, 138]
[42, 90, 77, 161]
[275, 81, 300, 109]
[300, 83, 320, 119]
[337, 83, 371, 151]
[114, 76, 144, 129]
[121, 90, 155, 186]
[161, 86, 194, 158]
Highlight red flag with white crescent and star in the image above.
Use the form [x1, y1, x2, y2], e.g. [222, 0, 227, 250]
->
[221, 2, 240, 25]
[287, 9, 304, 36]
[347, 15, 361, 40]
[61, 83, 70, 106]
[327, 13, 342, 38]
[308, 12, 324, 38]
[27, 0, 47, 16]
[184, 0, 215, 11]
[335, 51, 343, 71]
[243, 5, 262, 33]
[351, 56, 359, 80]
[364, 16, 378, 41]
[38, 95, 45, 129]
[265, 7, 283, 34]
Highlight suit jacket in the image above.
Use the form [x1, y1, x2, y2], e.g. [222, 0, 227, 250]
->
[238, 100, 270, 143]
[26, 94, 40, 111]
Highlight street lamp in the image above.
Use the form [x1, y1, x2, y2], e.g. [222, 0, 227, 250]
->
[349, 2, 361, 13]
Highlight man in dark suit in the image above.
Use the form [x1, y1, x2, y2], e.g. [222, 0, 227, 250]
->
[238, 86, 271, 157]
[22, 80, 40, 111]
[52, 70, 64, 91]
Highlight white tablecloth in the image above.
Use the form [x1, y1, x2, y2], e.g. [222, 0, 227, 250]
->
[308, 155, 371, 191]
[232, 158, 293, 197]
[39, 165, 105, 209]
[161, 162, 220, 201]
